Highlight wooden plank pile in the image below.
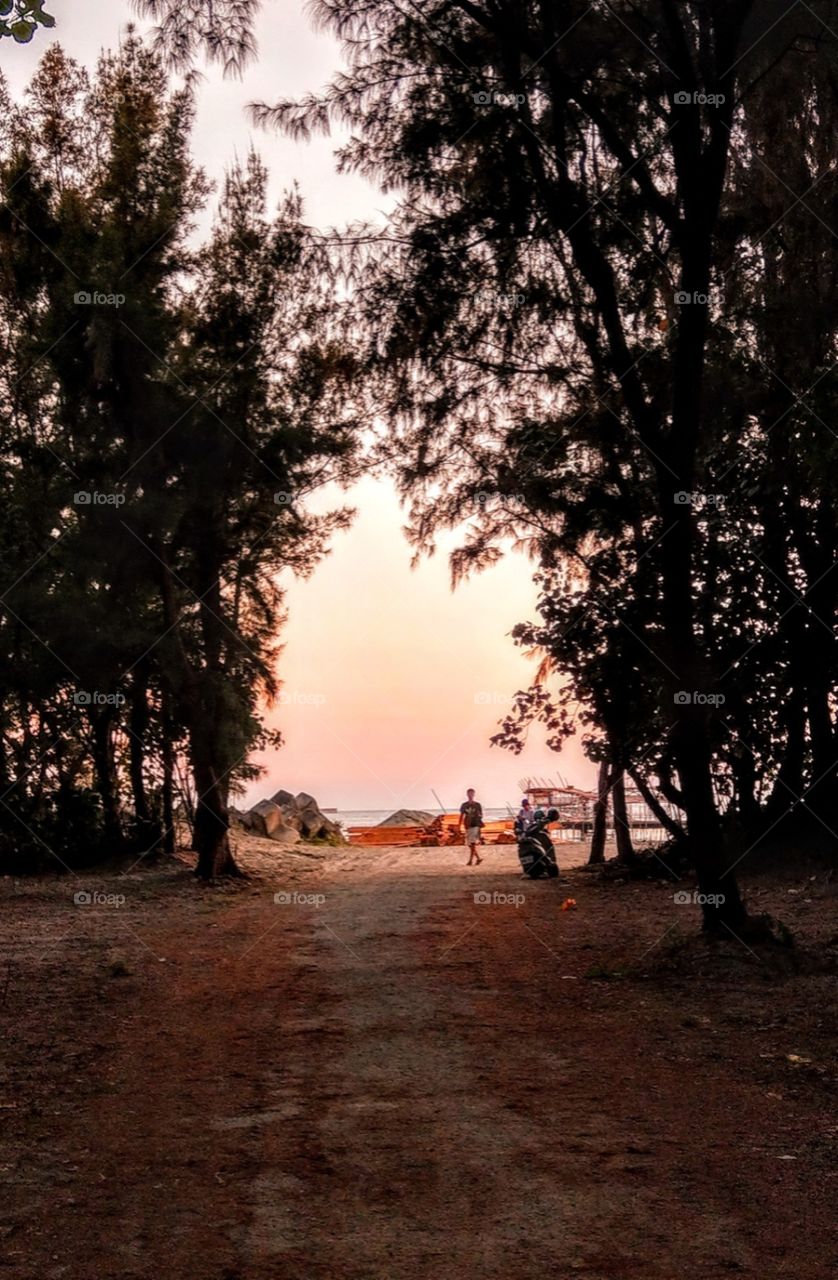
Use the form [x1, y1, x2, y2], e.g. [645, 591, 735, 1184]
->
[428, 815, 520, 846]
[346, 824, 436, 847]
[347, 814, 524, 847]
[481, 820, 519, 845]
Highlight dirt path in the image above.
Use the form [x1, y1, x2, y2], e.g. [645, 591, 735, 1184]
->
[1, 840, 835, 1279]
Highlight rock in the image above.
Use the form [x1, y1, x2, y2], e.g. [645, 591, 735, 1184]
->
[248, 800, 284, 838]
[299, 814, 326, 839]
[378, 809, 436, 827]
[229, 806, 248, 829]
[294, 792, 330, 839]
[317, 817, 344, 840]
[268, 823, 301, 845]
[248, 789, 344, 842]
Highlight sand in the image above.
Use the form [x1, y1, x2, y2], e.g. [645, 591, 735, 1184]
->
[0, 834, 835, 1278]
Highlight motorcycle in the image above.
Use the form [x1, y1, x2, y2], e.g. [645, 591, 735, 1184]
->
[515, 807, 560, 879]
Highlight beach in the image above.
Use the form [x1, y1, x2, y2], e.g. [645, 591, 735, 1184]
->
[1, 833, 834, 1279]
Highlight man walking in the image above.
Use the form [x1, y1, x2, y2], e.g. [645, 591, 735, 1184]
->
[459, 788, 484, 866]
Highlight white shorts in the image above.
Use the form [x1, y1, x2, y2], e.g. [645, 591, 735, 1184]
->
[466, 827, 481, 844]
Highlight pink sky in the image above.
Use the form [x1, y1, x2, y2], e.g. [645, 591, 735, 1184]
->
[255, 477, 591, 810]
[2, 2, 593, 808]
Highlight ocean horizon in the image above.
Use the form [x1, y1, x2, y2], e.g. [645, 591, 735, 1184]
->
[331, 806, 517, 828]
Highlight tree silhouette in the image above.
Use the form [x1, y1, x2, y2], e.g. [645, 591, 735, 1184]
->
[132, 0, 260, 77]
[0, 38, 361, 876]
[252, 0, 838, 932]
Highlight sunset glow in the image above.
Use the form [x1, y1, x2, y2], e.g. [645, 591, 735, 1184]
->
[3, 1, 588, 809]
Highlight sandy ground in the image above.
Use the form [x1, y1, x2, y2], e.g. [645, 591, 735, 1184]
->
[0, 835, 835, 1280]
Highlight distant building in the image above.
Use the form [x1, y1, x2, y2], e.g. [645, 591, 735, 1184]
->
[519, 776, 678, 840]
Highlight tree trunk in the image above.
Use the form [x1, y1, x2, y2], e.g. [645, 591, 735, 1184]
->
[658, 338, 749, 932]
[628, 766, 684, 840]
[129, 666, 162, 855]
[0, 696, 10, 796]
[90, 707, 123, 851]
[658, 456, 744, 932]
[161, 722, 175, 855]
[154, 545, 241, 877]
[673, 718, 747, 934]
[805, 667, 837, 824]
[729, 740, 760, 828]
[129, 674, 151, 826]
[612, 771, 637, 864]
[765, 681, 806, 822]
[192, 754, 239, 879]
[588, 759, 609, 865]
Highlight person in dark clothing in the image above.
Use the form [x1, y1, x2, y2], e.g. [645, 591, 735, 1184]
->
[458, 788, 484, 866]
[515, 797, 536, 836]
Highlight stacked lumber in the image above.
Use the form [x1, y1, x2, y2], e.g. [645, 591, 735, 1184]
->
[421, 815, 515, 845]
[347, 814, 547, 847]
[482, 819, 519, 845]
[347, 824, 438, 847]
[347, 814, 460, 847]
[347, 814, 455, 847]
[429, 814, 461, 845]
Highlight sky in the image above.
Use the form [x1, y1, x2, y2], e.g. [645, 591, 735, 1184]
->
[2, 1, 593, 810]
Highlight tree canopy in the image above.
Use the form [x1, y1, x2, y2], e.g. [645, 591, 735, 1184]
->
[0, 37, 361, 876]
[3, 2, 837, 923]
[249, 0, 838, 931]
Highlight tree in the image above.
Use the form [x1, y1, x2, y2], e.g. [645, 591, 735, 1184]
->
[0, 39, 204, 865]
[611, 773, 636, 866]
[144, 155, 360, 876]
[588, 761, 609, 867]
[0, 40, 362, 876]
[132, 0, 260, 78]
[0, 1, 53, 43]
[253, 0, 838, 932]
[2, 0, 260, 57]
